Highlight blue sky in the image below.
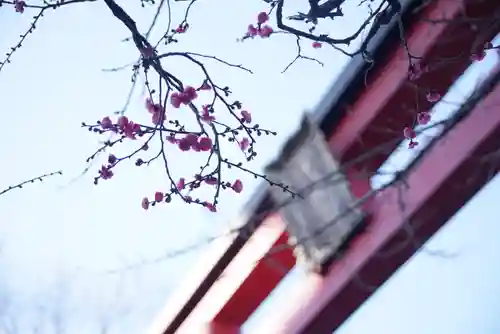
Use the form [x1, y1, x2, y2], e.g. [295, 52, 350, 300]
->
[1, 0, 499, 333]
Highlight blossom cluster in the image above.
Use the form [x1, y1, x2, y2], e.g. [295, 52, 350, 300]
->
[403, 41, 494, 148]
[89, 77, 254, 211]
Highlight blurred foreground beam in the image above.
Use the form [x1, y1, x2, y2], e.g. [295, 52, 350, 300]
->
[175, 214, 295, 333]
[265, 71, 500, 334]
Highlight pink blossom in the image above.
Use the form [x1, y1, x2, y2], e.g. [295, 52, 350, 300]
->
[204, 202, 217, 212]
[141, 197, 149, 210]
[408, 63, 424, 81]
[100, 116, 113, 129]
[312, 42, 322, 49]
[117, 116, 129, 129]
[241, 110, 252, 123]
[123, 121, 139, 140]
[259, 25, 273, 38]
[140, 46, 155, 58]
[403, 127, 416, 139]
[191, 142, 201, 152]
[14, 0, 25, 13]
[239, 137, 249, 151]
[184, 134, 199, 146]
[178, 139, 191, 151]
[417, 112, 431, 125]
[177, 178, 186, 190]
[146, 98, 163, 114]
[201, 106, 216, 123]
[108, 154, 117, 165]
[470, 51, 486, 62]
[170, 92, 182, 108]
[154, 191, 164, 202]
[257, 12, 269, 24]
[176, 25, 186, 33]
[152, 110, 166, 125]
[99, 165, 113, 180]
[205, 176, 218, 185]
[146, 98, 154, 112]
[197, 137, 212, 152]
[232, 179, 243, 193]
[199, 81, 211, 91]
[182, 86, 198, 104]
[426, 91, 441, 103]
[247, 25, 258, 37]
[166, 135, 177, 144]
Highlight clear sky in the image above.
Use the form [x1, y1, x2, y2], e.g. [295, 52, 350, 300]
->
[0, 0, 499, 333]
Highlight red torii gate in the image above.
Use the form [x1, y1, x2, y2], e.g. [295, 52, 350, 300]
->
[147, 0, 500, 333]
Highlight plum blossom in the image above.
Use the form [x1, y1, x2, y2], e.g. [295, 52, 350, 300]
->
[197, 137, 212, 152]
[205, 176, 218, 185]
[175, 25, 187, 33]
[241, 110, 252, 123]
[198, 80, 211, 91]
[140, 46, 155, 58]
[152, 111, 166, 125]
[122, 121, 140, 140]
[403, 127, 416, 139]
[177, 178, 185, 190]
[108, 154, 117, 165]
[257, 12, 269, 24]
[259, 25, 273, 38]
[231, 179, 243, 193]
[141, 197, 149, 210]
[470, 51, 486, 62]
[204, 202, 217, 212]
[100, 116, 112, 129]
[417, 112, 431, 125]
[154, 191, 164, 202]
[201, 105, 216, 123]
[408, 63, 425, 81]
[181, 86, 198, 104]
[239, 137, 249, 151]
[99, 165, 113, 180]
[408, 140, 419, 149]
[426, 91, 441, 103]
[14, 0, 25, 13]
[166, 135, 177, 144]
[171, 86, 198, 108]
[178, 138, 191, 151]
[170, 92, 182, 108]
[247, 25, 258, 37]
[117, 116, 129, 128]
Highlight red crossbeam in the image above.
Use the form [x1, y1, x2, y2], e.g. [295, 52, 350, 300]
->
[268, 77, 500, 334]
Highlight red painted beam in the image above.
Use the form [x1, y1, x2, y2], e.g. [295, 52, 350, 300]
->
[266, 76, 500, 334]
[328, 0, 500, 171]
